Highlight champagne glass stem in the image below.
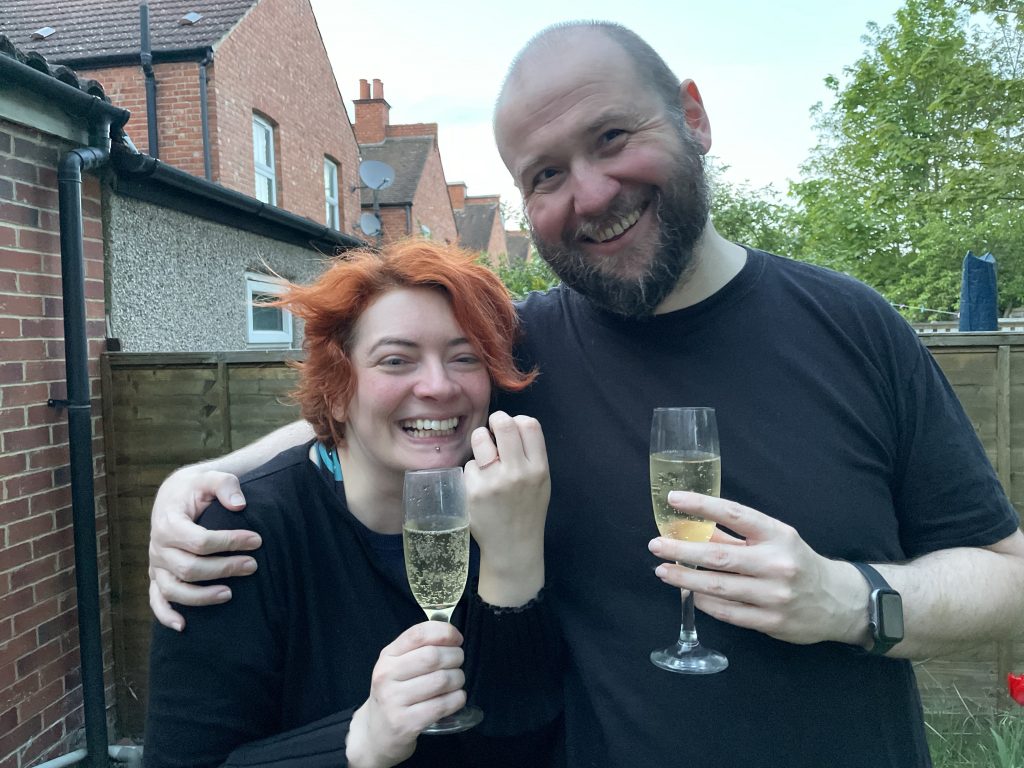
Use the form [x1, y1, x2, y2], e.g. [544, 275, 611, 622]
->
[679, 588, 698, 647]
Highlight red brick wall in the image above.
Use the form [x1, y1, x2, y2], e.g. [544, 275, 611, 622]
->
[410, 142, 458, 245]
[80, 62, 210, 179]
[0, 121, 114, 767]
[78, 0, 358, 233]
[211, 0, 361, 231]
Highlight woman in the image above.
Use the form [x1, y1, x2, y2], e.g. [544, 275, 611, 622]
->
[144, 241, 561, 767]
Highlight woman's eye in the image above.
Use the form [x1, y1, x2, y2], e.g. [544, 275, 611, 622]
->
[380, 357, 408, 367]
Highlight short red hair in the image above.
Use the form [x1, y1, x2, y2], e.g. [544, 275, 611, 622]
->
[273, 239, 536, 448]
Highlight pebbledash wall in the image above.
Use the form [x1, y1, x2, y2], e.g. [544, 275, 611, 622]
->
[0, 118, 115, 765]
[105, 194, 331, 352]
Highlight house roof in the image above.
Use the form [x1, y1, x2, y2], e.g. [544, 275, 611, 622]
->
[506, 231, 531, 263]
[358, 137, 433, 206]
[1, 0, 258, 64]
[454, 203, 499, 253]
[0, 32, 128, 131]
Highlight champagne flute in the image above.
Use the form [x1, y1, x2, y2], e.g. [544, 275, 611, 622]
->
[402, 467, 484, 733]
[649, 407, 729, 674]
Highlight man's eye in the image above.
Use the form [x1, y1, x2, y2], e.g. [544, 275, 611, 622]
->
[532, 168, 560, 187]
[601, 129, 625, 144]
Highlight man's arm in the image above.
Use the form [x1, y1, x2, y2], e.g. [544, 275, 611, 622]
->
[650, 492, 1024, 659]
[149, 419, 314, 630]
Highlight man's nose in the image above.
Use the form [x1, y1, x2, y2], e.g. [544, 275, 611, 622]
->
[570, 161, 620, 218]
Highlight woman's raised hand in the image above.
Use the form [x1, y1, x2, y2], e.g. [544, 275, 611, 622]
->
[464, 411, 550, 606]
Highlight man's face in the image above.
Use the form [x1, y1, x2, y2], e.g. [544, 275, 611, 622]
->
[496, 33, 709, 316]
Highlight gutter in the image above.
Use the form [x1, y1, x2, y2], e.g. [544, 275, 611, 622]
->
[199, 49, 213, 180]
[139, 4, 158, 158]
[111, 146, 366, 252]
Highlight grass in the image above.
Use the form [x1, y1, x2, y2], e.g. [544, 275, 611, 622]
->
[927, 711, 1024, 767]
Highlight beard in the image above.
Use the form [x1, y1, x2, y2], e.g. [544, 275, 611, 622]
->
[531, 128, 710, 317]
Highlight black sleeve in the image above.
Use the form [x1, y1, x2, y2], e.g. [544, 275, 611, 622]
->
[143, 503, 357, 768]
[461, 585, 565, 737]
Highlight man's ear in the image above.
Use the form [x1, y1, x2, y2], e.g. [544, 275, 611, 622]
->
[679, 79, 712, 153]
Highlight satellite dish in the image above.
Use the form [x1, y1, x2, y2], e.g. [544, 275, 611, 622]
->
[359, 213, 382, 236]
[358, 160, 395, 190]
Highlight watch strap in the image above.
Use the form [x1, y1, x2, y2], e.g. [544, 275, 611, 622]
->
[850, 561, 900, 655]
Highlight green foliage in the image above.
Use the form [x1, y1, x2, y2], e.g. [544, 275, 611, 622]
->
[791, 0, 1024, 317]
[492, 253, 560, 299]
[706, 160, 799, 257]
[927, 712, 1024, 767]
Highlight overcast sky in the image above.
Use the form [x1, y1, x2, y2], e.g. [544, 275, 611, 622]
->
[309, 0, 908, 217]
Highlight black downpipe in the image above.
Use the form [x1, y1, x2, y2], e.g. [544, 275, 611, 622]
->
[140, 4, 159, 158]
[199, 50, 212, 181]
[58, 145, 112, 768]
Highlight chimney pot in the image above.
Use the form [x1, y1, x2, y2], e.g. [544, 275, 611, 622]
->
[372, 79, 384, 100]
[359, 79, 370, 99]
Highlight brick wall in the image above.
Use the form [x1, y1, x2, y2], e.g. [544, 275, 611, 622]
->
[409, 141, 458, 245]
[78, 62, 211, 180]
[211, 0, 361, 232]
[78, 0, 358, 233]
[0, 121, 114, 767]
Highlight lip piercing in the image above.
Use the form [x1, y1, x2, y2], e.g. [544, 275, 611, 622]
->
[435, 446, 441, 452]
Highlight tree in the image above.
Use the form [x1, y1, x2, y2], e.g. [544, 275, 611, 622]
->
[792, 0, 1024, 317]
[706, 160, 798, 257]
[494, 254, 560, 299]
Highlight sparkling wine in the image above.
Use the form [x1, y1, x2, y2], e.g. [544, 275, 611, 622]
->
[403, 517, 470, 621]
[650, 450, 721, 542]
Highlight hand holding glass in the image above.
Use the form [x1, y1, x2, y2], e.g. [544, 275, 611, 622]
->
[649, 407, 729, 674]
[402, 467, 483, 733]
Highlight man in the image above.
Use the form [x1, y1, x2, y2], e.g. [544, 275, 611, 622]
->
[149, 22, 1024, 767]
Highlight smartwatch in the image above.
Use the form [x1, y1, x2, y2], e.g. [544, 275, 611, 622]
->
[850, 561, 904, 655]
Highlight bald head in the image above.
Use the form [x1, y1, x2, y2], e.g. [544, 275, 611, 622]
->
[496, 21, 683, 129]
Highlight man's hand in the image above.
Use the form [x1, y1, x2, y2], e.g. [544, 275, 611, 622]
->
[464, 412, 550, 607]
[346, 622, 467, 768]
[149, 466, 262, 631]
[647, 491, 866, 647]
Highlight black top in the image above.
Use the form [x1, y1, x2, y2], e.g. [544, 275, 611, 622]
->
[498, 248, 1019, 768]
[144, 443, 563, 767]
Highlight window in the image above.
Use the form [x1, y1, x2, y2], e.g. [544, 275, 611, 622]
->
[324, 158, 340, 230]
[245, 273, 292, 345]
[252, 115, 277, 205]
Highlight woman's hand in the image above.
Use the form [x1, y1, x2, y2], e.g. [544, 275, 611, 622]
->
[346, 622, 467, 768]
[464, 411, 550, 606]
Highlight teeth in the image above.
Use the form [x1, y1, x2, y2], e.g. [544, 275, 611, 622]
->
[401, 417, 459, 436]
[592, 207, 641, 243]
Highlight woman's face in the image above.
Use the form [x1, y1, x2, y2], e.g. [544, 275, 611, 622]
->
[334, 287, 492, 482]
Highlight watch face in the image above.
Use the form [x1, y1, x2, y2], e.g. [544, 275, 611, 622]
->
[878, 591, 904, 641]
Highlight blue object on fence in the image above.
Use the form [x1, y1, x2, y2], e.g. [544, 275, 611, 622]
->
[958, 250, 998, 332]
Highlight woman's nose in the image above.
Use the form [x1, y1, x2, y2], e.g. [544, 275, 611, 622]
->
[413, 362, 459, 400]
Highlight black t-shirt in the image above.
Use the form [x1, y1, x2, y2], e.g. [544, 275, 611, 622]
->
[497, 248, 1018, 768]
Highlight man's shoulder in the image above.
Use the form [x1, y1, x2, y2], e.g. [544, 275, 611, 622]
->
[515, 284, 572, 320]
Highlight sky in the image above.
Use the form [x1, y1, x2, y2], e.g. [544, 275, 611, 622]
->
[309, 0, 909, 218]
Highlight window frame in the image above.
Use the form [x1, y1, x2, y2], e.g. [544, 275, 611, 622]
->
[252, 114, 277, 205]
[245, 272, 293, 346]
[324, 157, 340, 230]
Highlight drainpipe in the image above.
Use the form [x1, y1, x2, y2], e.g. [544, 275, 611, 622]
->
[58, 142, 112, 768]
[140, 3, 158, 158]
[198, 48, 212, 181]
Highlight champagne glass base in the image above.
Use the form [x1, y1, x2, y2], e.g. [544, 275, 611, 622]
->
[421, 704, 484, 735]
[650, 643, 728, 675]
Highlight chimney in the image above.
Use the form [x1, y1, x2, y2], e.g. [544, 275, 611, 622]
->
[448, 183, 467, 211]
[353, 77, 390, 144]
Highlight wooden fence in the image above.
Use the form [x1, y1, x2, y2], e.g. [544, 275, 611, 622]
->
[101, 337, 1024, 736]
